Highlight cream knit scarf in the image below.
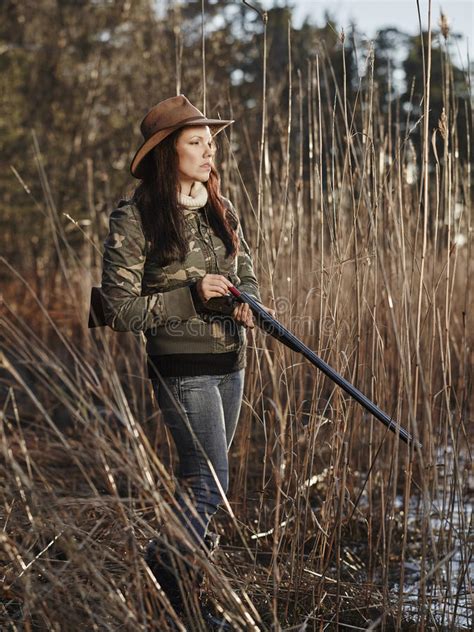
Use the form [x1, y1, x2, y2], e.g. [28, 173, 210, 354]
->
[178, 181, 208, 210]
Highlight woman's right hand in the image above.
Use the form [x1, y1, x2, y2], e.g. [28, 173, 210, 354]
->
[196, 274, 233, 303]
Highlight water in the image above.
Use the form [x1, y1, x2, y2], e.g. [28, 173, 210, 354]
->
[390, 447, 473, 629]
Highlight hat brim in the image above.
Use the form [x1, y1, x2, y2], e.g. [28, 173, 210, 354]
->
[130, 118, 234, 179]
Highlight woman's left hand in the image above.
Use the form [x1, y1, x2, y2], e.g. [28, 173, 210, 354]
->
[232, 303, 254, 328]
[232, 303, 276, 328]
[263, 305, 276, 318]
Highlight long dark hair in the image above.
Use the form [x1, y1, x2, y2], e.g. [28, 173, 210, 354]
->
[132, 127, 239, 267]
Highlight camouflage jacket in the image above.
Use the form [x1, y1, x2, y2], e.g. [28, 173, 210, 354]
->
[100, 197, 261, 360]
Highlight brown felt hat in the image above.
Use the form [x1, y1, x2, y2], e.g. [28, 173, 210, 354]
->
[130, 94, 234, 179]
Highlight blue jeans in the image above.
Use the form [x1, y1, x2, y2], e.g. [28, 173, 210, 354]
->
[151, 369, 245, 548]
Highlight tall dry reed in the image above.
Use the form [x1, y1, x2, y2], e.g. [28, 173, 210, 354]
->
[1, 3, 472, 631]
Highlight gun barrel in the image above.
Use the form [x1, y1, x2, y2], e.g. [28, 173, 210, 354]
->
[229, 285, 421, 450]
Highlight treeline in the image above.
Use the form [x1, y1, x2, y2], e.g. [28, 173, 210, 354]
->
[1, 0, 470, 270]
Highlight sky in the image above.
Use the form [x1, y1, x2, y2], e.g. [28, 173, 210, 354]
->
[262, 1, 473, 61]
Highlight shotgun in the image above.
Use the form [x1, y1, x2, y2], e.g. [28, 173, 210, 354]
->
[228, 285, 422, 450]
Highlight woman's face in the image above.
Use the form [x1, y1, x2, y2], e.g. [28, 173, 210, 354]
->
[175, 125, 216, 193]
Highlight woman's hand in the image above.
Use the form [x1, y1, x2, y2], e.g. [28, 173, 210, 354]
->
[196, 275, 276, 329]
[263, 305, 276, 318]
[232, 302, 255, 328]
[196, 274, 233, 302]
[232, 303, 276, 329]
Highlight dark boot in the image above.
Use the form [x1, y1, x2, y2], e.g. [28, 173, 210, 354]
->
[199, 534, 234, 631]
[198, 602, 233, 631]
[145, 538, 232, 630]
[204, 531, 220, 559]
[144, 538, 188, 612]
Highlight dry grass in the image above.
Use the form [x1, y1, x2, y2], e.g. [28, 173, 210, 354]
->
[1, 6, 472, 632]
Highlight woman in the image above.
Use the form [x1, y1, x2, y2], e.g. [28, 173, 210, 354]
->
[100, 95, 270, 624]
